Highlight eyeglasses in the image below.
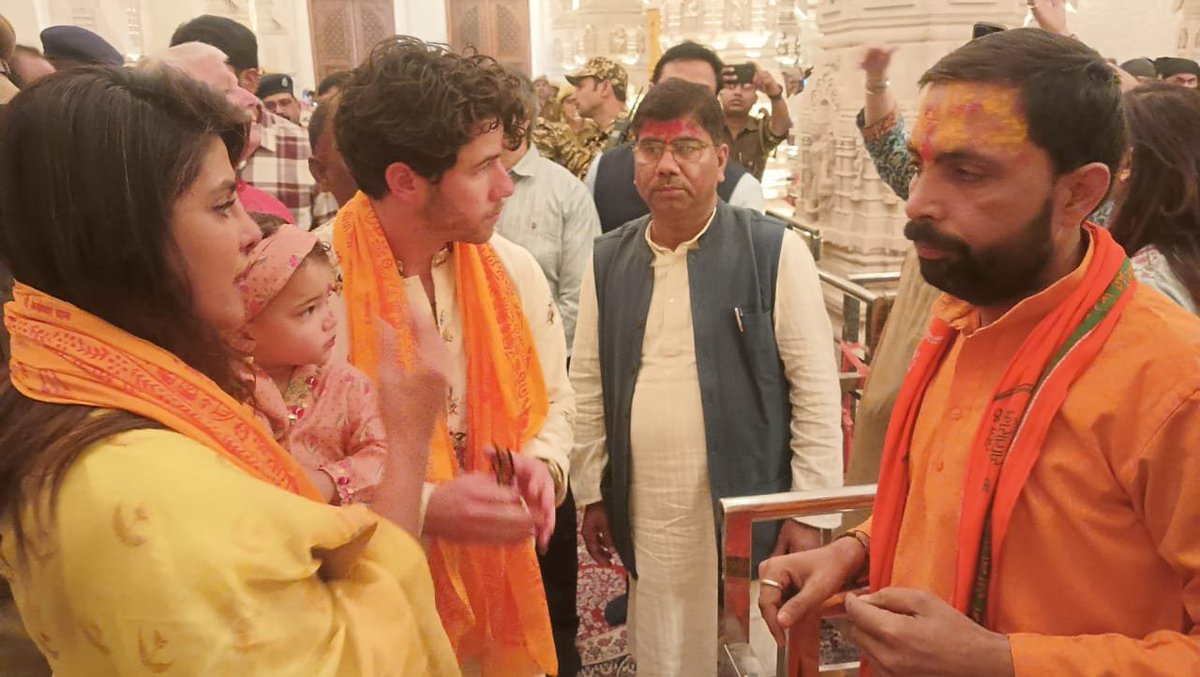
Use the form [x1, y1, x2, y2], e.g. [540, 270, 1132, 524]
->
[633, 139, 713, 164]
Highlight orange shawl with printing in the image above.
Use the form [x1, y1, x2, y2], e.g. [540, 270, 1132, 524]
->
[334, 192, 556, 676]
[870, 224, 1136, 626]
[4, 283, 323, 501]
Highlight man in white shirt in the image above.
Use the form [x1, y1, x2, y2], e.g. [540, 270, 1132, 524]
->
[570, 78, 843, 677]
[498, 73, 603, 351]
[494, 70, 600, 677]
[333, 37, 574, 677]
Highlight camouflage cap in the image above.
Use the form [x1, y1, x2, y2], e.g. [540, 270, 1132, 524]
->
[566, 57, 628, 91]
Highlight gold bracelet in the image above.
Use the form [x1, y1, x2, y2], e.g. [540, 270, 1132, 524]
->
[865, 79, 889, 95]
[539, 457, 567, 504]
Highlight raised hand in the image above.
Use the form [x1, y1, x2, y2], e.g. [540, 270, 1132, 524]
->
[860, 46, 898, 80]
[754, 64, 785, 98]
[1029, 0, 1069, 37]
[374, 314, 449, 453]
[368, 313, 451, 534]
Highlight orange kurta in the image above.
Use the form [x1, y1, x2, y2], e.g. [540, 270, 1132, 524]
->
[860, 240, 1200, 674]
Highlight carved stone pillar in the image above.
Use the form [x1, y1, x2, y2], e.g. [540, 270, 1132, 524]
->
[547, 0, 648, 86]
[793, 0, 1026, 281]
[1176, 0, 1200, 61]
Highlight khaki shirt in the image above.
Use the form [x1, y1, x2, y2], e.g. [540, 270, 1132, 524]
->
[726, 112, 787, 180]
[532, 111, 628, 180]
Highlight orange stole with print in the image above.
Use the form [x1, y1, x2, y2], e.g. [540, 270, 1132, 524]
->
[334, 192, 556, 676]
[868, 224, 1135, 629]
[3, 283, 323, 501]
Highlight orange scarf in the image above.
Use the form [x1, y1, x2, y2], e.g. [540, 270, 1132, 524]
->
[334, 192, 556, 676]
[4, 283, 323, 501]
[870, 224, 1135, 626]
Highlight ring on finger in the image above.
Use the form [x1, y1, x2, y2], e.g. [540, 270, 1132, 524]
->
[760, 578, 783, 590]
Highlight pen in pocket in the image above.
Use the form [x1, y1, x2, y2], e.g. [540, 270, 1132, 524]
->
[734, 306, 745, 333]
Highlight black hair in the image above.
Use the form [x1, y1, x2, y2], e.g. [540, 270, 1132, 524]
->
[652, 40, 725, 91]
[170, 15, 259, 73]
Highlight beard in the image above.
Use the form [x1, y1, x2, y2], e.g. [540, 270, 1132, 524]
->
[904, 197, 1055, 307]
[420, 182, 497, 245]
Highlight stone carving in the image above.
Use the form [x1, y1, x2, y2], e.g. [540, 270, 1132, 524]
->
[611, 26, 628, 55]
[257, 0, 289, 35]
[726, 0, 751, 31]
[584, 24, 598, 56]
[849, 135, 865, 202]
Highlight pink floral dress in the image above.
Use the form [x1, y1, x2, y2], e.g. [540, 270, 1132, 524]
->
[244, 359, 387, 505]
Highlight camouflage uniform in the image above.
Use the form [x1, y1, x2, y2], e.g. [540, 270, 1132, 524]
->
[534, 57, 631, 179]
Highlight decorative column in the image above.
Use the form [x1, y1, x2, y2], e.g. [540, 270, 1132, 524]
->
[792, 0, 1026, 281]
[547, 0, 649, 87]
[1177, 0, 1200, 62]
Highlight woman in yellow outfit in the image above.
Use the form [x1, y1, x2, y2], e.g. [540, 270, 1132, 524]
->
[0, 66, 459, 676]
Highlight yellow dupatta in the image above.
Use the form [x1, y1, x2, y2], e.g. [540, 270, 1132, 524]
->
[4, 282, 323, 501]
[334, 192, 556, 676]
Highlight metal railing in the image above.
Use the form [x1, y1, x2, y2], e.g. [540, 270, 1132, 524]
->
[817, 271, 894, 356]
[767, 210, 823, 263]
[718, 485, 878, 677]
[846, 271, 902, 286]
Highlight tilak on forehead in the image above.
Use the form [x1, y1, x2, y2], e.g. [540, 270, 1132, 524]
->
[911, 82, 1029, 162]
[638, 118, 708, 140]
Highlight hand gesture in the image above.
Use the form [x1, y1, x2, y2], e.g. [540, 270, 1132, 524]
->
[1029, 0, 1069, 37]
[757, 538, 866, 645]
[580, 501, 617, 565]
[845, 588, 1014, 677]
[753, 64, 785, 98]
[509, 452, 557, 551]
[860, 46, 897, 80]
[424, 473, 538, 544]
[374, 314, 450, 453]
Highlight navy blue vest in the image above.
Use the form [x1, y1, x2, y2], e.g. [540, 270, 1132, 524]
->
[592, 201, 791, 578]
[593, 143, 750, 233]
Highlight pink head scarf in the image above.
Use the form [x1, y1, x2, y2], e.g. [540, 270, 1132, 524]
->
[241, 224, 320, 321]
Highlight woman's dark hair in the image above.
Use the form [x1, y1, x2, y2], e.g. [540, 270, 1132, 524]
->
[335, 36, 525, 198]
[652, 40, 725, 91]
[1109, 82, 1200, 308]
[920, 28, 1126, 179]
[0, 65, 250, 551]
[631, 78, 727, 145]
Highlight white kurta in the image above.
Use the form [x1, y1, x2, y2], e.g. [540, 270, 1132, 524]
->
[570, 213, 844, 677]
[332, 232, 576, 516]
[625, 221, 720, 677]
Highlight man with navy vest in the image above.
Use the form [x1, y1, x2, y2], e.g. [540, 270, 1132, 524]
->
[585, 41, 767, 232]
[570, 78, 843, 676]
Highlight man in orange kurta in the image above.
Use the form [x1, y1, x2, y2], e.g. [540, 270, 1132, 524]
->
[758, 28, 1200, 676]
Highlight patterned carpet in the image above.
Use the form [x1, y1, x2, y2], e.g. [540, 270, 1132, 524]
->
[572, 513, 859, 677]
[574, 520, 636, 676]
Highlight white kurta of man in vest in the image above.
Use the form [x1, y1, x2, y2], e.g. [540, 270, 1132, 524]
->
[570, 87, 843, 676]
